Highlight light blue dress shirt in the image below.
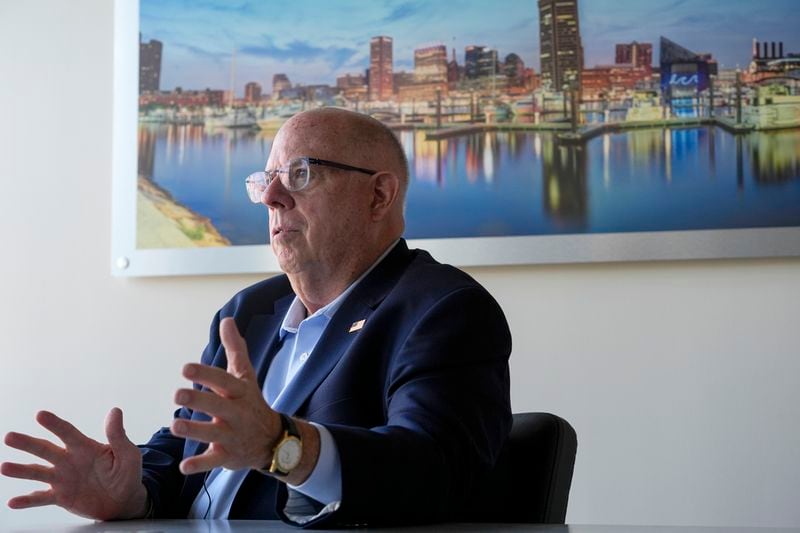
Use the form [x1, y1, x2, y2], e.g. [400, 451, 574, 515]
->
[188, 241, 398, 519]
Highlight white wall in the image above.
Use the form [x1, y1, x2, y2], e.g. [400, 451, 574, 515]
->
[1, 1, 799, 529]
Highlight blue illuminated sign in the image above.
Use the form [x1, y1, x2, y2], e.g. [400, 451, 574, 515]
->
[669, 74, 699, 86]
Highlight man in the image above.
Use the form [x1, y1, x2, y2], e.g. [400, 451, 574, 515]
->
[2, 108, 511, 526]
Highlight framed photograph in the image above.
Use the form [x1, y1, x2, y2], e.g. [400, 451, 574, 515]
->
[112, 0, 800, 277]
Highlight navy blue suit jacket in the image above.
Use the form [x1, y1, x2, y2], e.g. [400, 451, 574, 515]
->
[139, 240, 512, 527]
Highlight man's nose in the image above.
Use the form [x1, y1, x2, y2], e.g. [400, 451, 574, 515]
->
[262, 176, 295, 210]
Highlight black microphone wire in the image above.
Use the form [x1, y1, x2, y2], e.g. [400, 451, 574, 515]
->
[202, 470, 212, 519]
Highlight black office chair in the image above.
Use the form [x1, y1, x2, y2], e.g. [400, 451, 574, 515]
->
[469, 412, 578, 524]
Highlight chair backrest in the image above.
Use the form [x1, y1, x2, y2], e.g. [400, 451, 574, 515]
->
[469, 412, 577, 523]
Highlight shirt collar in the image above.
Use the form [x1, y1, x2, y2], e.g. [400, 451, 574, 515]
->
[279, 239, 400, 339]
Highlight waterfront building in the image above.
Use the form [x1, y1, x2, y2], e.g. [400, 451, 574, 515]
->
[466, 45, 499, 79]
[278, 84, 337, 103]
[337, 73, 366, 89]
[751, 38, 785, 69]
[369, 36, 394, 101]
[465, 45, 483, 80]
[659, 36, 717, 105]
[525, 68, 541, 92]
[139, 36, 162, 93]
[337, 73, 368, 101]
[478, 48, 499, 78]
[389, 44, 451, 102]
[415, 45, 448, 83]
[244, 82, 262, 103]
[139, 88, 225, 108]
[272, 73, 290, 100]
[395, 69, 446, 102]
[616, 42, 653, 73]
[393, 71, 416, 92]
[582, 65, 650, 100]
[396, 81, 449, 102]
[749, 39, 800, 83]
[538, 0, 583, 90]
[505, 53, 526, 87]
[464, 45, 499, 80]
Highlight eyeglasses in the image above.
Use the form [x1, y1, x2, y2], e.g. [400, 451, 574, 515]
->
[245, 156, 377, 202]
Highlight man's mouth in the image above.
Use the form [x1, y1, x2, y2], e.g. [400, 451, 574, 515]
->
[271, 226, 297, 237]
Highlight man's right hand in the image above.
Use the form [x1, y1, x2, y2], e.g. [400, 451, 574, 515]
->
[1, 408, 148, 520]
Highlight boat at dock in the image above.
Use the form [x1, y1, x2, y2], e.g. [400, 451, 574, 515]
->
[204, 107, 258, 129]
[743, 84, 800, 130]
[257, 103, 304, 130]
[625, 91, 663, 122]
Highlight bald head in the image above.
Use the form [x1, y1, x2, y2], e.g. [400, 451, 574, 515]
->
[263, 107, 407, 301]
[276, 107, 409, 200]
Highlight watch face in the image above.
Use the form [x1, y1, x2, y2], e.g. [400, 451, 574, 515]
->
[276, 436, 302, 471]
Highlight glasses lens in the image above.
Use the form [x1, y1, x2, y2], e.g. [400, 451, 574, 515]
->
[286, 158, 310, 191]
[245, 172, 267, 203]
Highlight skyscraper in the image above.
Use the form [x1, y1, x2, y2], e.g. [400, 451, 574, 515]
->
[414, 45, 448, 83]
[369, 36, 394, 101]
[465, 45, 499, 79]
[139, 36, 162, 93]
[465, 45, 483, 79]
[538, 0, 583, 90]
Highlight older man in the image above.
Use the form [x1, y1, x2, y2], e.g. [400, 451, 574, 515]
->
[2, 108, 511, 526]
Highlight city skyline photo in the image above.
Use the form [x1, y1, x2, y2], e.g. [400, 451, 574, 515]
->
[123, 0, 800, 276]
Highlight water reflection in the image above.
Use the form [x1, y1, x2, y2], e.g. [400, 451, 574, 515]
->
[749, 130, 800, 183]
[541, 138, 588, 230]
[137, 124, 800, 247]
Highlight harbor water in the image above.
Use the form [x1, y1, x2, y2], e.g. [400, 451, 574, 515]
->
[137, 124, 800, 246]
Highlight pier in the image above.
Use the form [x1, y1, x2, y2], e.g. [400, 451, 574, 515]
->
[417, 116, 771, 143]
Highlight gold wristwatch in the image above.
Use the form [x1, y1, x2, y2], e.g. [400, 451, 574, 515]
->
[268, 413, 302, 477]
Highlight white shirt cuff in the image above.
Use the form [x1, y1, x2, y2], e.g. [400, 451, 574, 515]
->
[287, 422, 342, 505]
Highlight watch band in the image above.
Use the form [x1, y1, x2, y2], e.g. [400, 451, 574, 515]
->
[280, 413, 300, 439]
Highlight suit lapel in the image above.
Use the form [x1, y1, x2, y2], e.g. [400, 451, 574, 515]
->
[246, 293, 294, 388]
[276, 240, 413, 416]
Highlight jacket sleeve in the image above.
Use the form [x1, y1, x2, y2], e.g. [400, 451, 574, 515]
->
[279, 286, 512, 528]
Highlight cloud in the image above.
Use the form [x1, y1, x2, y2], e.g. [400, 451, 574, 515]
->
[174, 43, 229, 61]
[240, 38, 359, 70]
[382, 2, 424, 23]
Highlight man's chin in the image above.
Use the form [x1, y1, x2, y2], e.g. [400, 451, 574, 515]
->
[271, 246, 302, 274]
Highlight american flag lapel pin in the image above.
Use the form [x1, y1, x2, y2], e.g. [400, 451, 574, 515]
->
[349, 319, 366, 333]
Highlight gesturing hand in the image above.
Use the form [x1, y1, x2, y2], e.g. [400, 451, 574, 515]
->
[171, 317, 281, 475]
[1, 408, 148, 520]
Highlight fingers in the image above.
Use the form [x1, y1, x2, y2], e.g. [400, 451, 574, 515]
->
[104, 407, 135, 456]
[175, 388, 231, 420]
[0, 462, 55, 484]
[179, 446, 228, 475]
[7, 489, 56, 509]
[220, 317, 255, 380]
[36, 411, 93, 450]
[182, 363, 246, 398]
[4, 432, 63, 465]
[170, 418, 224, 445]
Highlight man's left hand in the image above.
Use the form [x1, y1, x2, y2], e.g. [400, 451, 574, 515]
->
[171, 317, 281, 475]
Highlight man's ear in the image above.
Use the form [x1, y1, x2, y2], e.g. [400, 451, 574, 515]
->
[370, 171, 401, 221]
